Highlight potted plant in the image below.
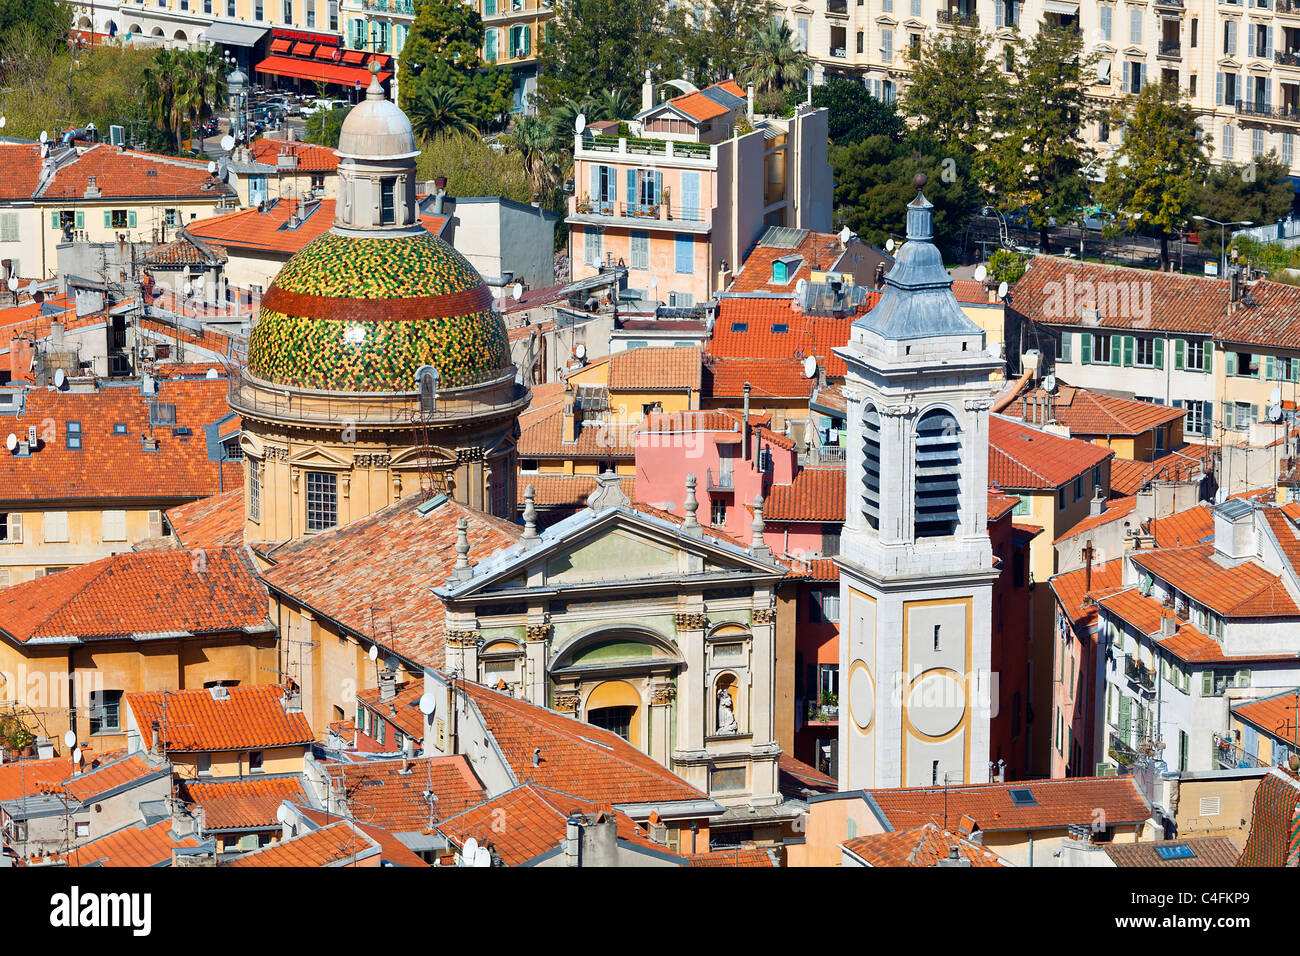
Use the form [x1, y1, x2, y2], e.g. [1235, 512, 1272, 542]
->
[575, 192, 592, 214]
[819, 691, 838, 718]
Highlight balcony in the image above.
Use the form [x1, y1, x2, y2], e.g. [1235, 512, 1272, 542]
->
[1280, 0, 1300, 18]
[582, 134, 713, 161]
[1109, 731, 1138, 769]
[1154, 0, 1184, 8]
[570, 198, 709, 232]
[1124, 657, 1155, 694]
[830, 47, 847, 58]
[806, 701, 839, 724]
[362, 0, 416, 13]
[706, 467, 734, 493]
[937, 10, 979, 27]
[1158, 40, 1181, 59]
[1277, 50, 1300, 68]
[1213, 733, 1267, 770]
[1236, 101, 1300, 123]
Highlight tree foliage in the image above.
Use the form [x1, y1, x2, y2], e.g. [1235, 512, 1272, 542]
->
[656, 0, 771, 88]
[1099, 80, 1210, 267]
[902, 27, 1005, 155]
[416, 132, 535, 204]
[812, 76, 904, 145]
[305, 105, 352, 147]
[398, 0, 512, 128]
[1195, 153, 1294, 259]
[535, 0, 664, 115]
[143, 46, 227, 150]
[0, 0, 68, 50]
[743, 18, 807, 95]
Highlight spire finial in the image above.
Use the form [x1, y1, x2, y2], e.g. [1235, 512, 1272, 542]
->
[366, 59, 384, 100]
[683, 473, 701, 534]
[522, 484, 539, 544]
[750, 494, 771, 559]
[452, 516, 472, 580]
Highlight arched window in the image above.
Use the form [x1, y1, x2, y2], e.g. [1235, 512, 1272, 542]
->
[915, 408, 961, 537]
[861, 404, 881, 530]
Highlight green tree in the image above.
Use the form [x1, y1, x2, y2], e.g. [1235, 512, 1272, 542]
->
[305, 105, 352, 147]
[902, 27, 1005, 155]
[831, 134, 981, 256]
[743, 18, 807, 95]
[984, 26, 1099, 253]
[410, 85, 479, 140]
[0, 0, 68, 48]
[1099, 80, 1210, 268]
[812, 75, 904, 145]
[416, 131, 535, 204]
[657, 0, 772, 87]
[507, 112, 560, 195]
[1196, 152, 1294, 262]
[399, 0, 511, 127]
[535, 0, 664, 114]
[987, 248, 1027, 284]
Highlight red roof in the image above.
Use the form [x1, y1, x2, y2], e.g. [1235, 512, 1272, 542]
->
[249, 137, 340, 173]
[224, 819, 378, 867]
[187, 199, 447, 255]
[1016, 385, 1185, 437]
[518, 406, 636, 459]
[166, 488, 245, 548]
[656, 79, 746, 123]
[763, 467, 845, 523]
[1234, 691, 1300, 749]
[728, 233, 874, 297]
[988, 491, 1021, 523]
[989, 414, 1114, 490]
[1130, 545, 1300, 618]
[0, 144, 51, 201]
[323, 756, 486, 832]
[61, 753, 161, 802]
[459, 681, 708, 807]
[255, 55, 391, 86]
[0, 758, 75, 801]
[0, 547, 270, 644]
[710, 296, 875, 378]
[290, 804, 428, 866]
[843, 824, 1010, 867]
[180, 775, 310, 830]
[1049, 558, 1126, 630]
[684, 844, 781, 866]
[517, 474, 637, 510]
[0, 378, 241, 505]
[707, 356, 815, 399]
[65, 819, 199, 867]
[607, 346, 702, 391]
[1109, 448, 1211, 497]
[1148, 504, 1215, 548]
[1054, 495, 1139, 543]
[125, 684, 314, 753]
[40, 144, 231, 202]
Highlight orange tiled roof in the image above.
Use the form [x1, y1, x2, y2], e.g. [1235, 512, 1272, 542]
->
[1239, 770, 1300, 866]
[61, 753, 161, 802]
[608, 346, 702, 391]
[1148, 504, 1215, 549]
[1018, 385, 1185, 437]
[0, 379, 241, 505]
[65, 818, 200, 867]
[1110, 448, 1211, 497]
[188, 198, 448, 256]
[259, 496, 523, 669]
[518, 381, 566, 430]
[459, 681, 708, 806]
[865, 776, 1150, 832]
[290, 804, 428, 867]
[0, 758, 75, 801]
[778, 753, 837, 795]
[711, 296, 875, 377]
[684, 844, 782, 866]
[249, 137, 340, 172]
[763, 467, 845, 523]
[842, 823, 1010, 867]
[728, 234, 876, 299]
[145, 232, 227, 266]
[1049, 558, 1125, 630]
[166, 488, 246, 548]
[180, 775, 310, 831]
[1130, 545, 1300, 618]
[0, 547, 271, 644]
[1262, 507, 1300, 579]
[125, 684, 314, 753]
[355, 680, 425, 740]
[0, 144, 48, 201]
[518, 473, 636, 510]
[707, 356, 815, 399]
[323, 755, 486, 832]
[435, 783, 669, 866]
[989, 414, 1113, 490]
[38, 144, 234, 203]
[224, 819, 378, 866]
[658, 79, 746, 123]
[951, 278, 995, 304]
[988, 491, 1021, 523]
[518, 406, 636, 459]
[1234, 691, 1300, 749]
[1054, 496, 1139, 543]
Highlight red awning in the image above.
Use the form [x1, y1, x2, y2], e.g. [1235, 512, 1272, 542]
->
[254, 55, 392, 87]
[291, 41, 316, 57]
[315, 45, 342, 61]
[269, 38, 291, 53]
[341, 50, 365, 64]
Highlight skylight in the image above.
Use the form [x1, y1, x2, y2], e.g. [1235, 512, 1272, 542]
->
[1008, 788, 1038, 806]
[1155, 843, 1196, 861]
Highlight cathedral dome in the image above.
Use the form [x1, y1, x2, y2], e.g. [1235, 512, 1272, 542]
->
[337, 63, 418, 161]
[246, 230, 511, 392]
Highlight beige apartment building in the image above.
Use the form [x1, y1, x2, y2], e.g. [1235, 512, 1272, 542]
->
[774, 0, 1300, 179]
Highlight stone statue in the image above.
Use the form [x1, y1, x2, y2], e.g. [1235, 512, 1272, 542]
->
[717, 688, 738, 735]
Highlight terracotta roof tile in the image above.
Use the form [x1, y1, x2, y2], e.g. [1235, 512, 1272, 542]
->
[1104, 836, 1242, 867]
[989, 414, 1113, 490]
[1109, 448, 1212, 497]
[1234, 691, 1300, 750]
[1129, 545, 1300, 618]
[1049, 558, 1125, 630]
[61, 753, 161, 802]
[125, 684, 314, 753]
[728, 233, 875, 297]
[1148, 504, 1215, 549]
[1238, 770, 1300, 866]
[518, 406, 636, 459]
[249, 137, 340, 173]
[684, 844, 781, 866]
[290, 804, 428, 866]
[517, 473, 636, 509]
[224, 819, 378, 866]
[65, 818, 199, 867]
[39, 144, 234, 202]
[166, 488, 246, 548]
[180, 775, 310, 830]
[842, 823, 1010, 867]
[764, 467, 845, 522]
[711, 296, 876, 377]
[188, 198, 448, 255]
[0, 547, 271, 643]
[988, 491, 1021, 522]
[323, 755, 486, 832]
[707, 356, 814, 399]
[608, 346, 702, 391]
[0, 144, 47, 201]
[1054, 496, 1139, 543]
[259, 496, 522, 669]
[1017, 385, 1186, 437]
[0, 758, 75, 801]
[778, 753, 837, 794]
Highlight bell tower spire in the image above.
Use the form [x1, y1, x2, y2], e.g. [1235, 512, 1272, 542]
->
[333, 61, 421, 236]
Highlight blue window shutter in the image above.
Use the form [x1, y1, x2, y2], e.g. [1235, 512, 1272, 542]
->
[676, 234, 693, 273]
[49, 212, 58, 229]
[1216, 72, 1223, 106]
[653, 170, 662, 205]
[626, 168, 636, 207]
[128, 210, 137, 228]
[589, 164, 598, 205]
[1226, 350, 1237, 376]
[681, 171, 700, 219]
[1267, 355, 1277, 380]
[1154, 337, 1164, 369]
[485, 0, 494, 13]
[104, 211, 111, 228]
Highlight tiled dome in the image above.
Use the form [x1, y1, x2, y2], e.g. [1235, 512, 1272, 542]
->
[247, 231, 511, 392]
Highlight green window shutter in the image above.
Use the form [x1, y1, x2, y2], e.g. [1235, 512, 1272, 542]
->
[1203, 340, 1213, 373]
[485, 0, 494, 13]
[103, 211, 111, 228]
[1253, 403, 1261, 422]
[1236, 668, 1251, 688]
[1110, 335, 1121, 366]
[1267, 355, 1276, 380]
[1226, 350, 1237, 376]
[75, 211, 84, 229]
[1061, 332, 1072, 363]
[1154, 337, 1164, 369]
[49, 211, 58, 229]
[523, 25, 530, 55]
[1254, 353, 1263, 378]
[128, 211, 137, 229]
[1202, 671, 1214, 696]
[1174, 337, 1185, 370]
[1080, 333, 1092, 365]
[1118, 694, 1131, 734]
[1123, 335, 1135, 367]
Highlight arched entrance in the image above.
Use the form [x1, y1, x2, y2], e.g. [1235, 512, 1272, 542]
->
[584, 680, 641, 744]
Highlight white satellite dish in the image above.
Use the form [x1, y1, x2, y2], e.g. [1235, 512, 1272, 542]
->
[26, 281, 36, 295]
[418, 693, 437, 716]
[1042, 373, 1056, 394]
[512, 282, 523, 300]
[1270, 387, 1282, 405]
[973, 264, 988, 283]
[463, 837, 480, 862]
[0, 117, 7, 129]
[194, 275, 205, 290]
[1270, 403, 1284, 422]
[205, 368, 218, 379]
[220, 134, 236, 152]
[886, 238, 896, 253]
[183, 281, 193, 296]
[986, 343, 1002, 359]
[368, 644, 379, 662]
[39, 130, 47, 144]
[207, 160, 217, 174]
[72, 747, 81, 764]
[838, 225, 852, 243]
[473, 845, 492, 867]
[795, 277, 807, 297]
[4, 433, 15, 452]
[6, 277, 16, 292]
[575, 343, 587, 359]
[575, 112, 586, 134]
[54, 368, 65, 389]
[275, 804, 294, 825]
[63, 729, 76, 749]
[803, 355, 817, 379]
[997, 280, 1009, 300]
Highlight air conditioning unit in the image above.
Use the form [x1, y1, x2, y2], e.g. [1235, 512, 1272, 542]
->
[139, 345, 155, 360]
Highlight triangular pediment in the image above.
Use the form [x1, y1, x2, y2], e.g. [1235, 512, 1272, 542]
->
[287, 445, 352, 468]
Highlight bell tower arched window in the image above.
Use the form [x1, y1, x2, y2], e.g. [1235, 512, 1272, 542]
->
[861, 404, 881, 530]
[915, 408, 960, 538]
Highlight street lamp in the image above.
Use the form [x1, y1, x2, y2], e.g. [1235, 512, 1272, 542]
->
[225, 54, 248, 145]
[1193, 215, 1253, 277]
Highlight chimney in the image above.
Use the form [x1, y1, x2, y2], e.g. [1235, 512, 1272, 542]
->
[379, 666, 397, 703]
[434, 175, 447, 215]
[150, 719, 160, 754]
[1089, 486, 1106, 517]
[742, 381, 752, 460]
[935, 842, 972, 867]
[50, 320, 63, 349]
[564, 812, 619, 867]
[83, 176, 101, 199]
[746, 83, 754, 121]
[1160, 607, 1177, 637]
[641, 69, 655, 113]
[1084, 537, 1094, 593]
[562, 400, 577, 443]
[1230, 268, 1240, 306]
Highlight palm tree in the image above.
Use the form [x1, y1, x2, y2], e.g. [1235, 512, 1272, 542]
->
[548, 95, 595, 140]
[590, 88, 633, 123]
[508, 113, 558, 193]
[744, 19, 807, 95]
[409, 85, 479, 141]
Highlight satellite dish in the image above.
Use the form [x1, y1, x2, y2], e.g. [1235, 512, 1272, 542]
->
[463, 837, 480, 861]
[838, 225, 852, 243]
[997, 280, 1009, 300]
[207, 160, 217, 174]
[220, 134, 236, 152]
[6, 277, 16, 292]
[54, 368, 65, 389]
[1270, 387, 1282, 405]
[4, 434, 15, 452]
[1270, 403, 1284, 422]
[886, 238, 896, 253]
[575, 112, 586, 134]
[973, 264, 988, 283]
[0, 117, 7, 129]
[368, 644, 379, 662]
[26, 281, 36, 295]
[206, 368, 218, 379]
[986, 343, 1002, 359]
[194, 275, 205, 290]
[63, 729, 76, 749]
[473, 845, 492, 867]
[795, 277, 807, 297]
[39, 130, 47, 143]
[418, 693, 437, 716]
[183, 281, 193, 296]
[512, 282, 523, 300]
[575, 343, 587, 359]
[275, 805, 294, 825]
[803, 355, 817, 379]
[649, 276, 658, 290]
[1042, 373, 1056, 394]
[72, 748, 81, 764]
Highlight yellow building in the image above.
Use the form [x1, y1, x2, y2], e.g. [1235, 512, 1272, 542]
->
[478, 0, 552, 112]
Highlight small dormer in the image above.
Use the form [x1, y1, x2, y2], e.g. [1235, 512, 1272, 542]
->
[1212, 498, 1255, 561]
[771, 255, 801, 285]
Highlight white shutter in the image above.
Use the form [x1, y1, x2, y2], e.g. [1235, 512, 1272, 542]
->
[43, 511, 68, 544]
[148, 509, 163, 538]
[7, 513, 21, 544]
[102, 509, 127, 543]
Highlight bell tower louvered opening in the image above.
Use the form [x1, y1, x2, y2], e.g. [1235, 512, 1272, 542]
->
[861, 405, 881, 530]
[915, 408, 960, 538]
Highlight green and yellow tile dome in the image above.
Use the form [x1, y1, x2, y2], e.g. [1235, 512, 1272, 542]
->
[247, 230, 511, 392]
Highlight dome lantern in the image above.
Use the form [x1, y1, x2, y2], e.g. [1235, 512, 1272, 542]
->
[334, 61, 420, 235]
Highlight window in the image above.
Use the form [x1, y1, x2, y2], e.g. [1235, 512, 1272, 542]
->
[1073, 475, 1084, 501]
[1091, 333, 1112, 364]
[248, 750, 263, 772]
[110, 209, 129, 229]
[1057, 487, 1067, 510]
[283, 0, 292, 21]
[881, 27, 893, 61]
[248, 462, 261, 524]
[1181, 337, 1207, 372]
[1100, 4, 1112, 42]
[1182, 400, 1212, 438]
[196, 753, 211, 775]
[1228, 350, 1259, 377]
[861, 405, 881, 530]
[1225, 18, 1237, 56]
[1224, 122, 1235, 159]
[89, 690, 122, 735]
[710, 766, 747, 792]
[588, 705, 635, 741]
[65, 421, 81, 450]
[675, 234, 693, 274]
[1056, 332, 1072, 364]
[811, 588, 840, 623]
[914, 409, 960, 537]
[0, 512, 21, 543]
[75, 821, 89, 839]
[305, 472, 338, 532]
[629, 231, 649, 271]
[1129, 5, 1142, 45]
[584, 228, 603, 266]
[44, 512, 69, 544]
[380, 178, 396, 225]
[711, 499, 726, 526]
[102, 510, 127, 542]
[1133, 336, 1155, 367]
[933, 624, 941, 652]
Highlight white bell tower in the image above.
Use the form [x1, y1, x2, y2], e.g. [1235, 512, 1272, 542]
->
[834, 175, 1000, 791]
